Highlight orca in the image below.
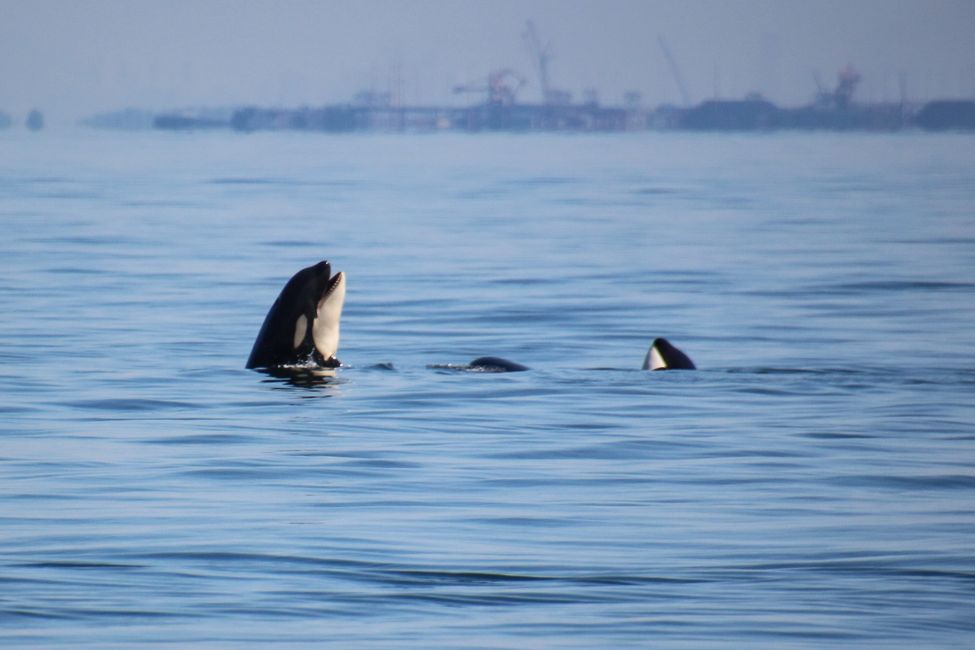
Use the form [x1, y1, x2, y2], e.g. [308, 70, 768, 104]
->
[468, 356, 530, 372]
[642, 337, 695, 371]
[427, 357, 529, 373]
[463, 339, 695, 373]
[245, 261, 695, 376]
[246, 260, 346, 369]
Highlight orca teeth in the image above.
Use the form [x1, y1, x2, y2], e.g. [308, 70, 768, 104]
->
[323, 271, 343, 298]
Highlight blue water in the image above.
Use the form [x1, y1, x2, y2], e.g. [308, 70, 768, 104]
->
[2, 128, 974, 648]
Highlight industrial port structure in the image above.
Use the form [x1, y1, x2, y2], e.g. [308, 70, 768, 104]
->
[80, 23, 975, 134]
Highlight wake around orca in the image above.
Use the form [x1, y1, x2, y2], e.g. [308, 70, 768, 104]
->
[247, 261, 694, 374]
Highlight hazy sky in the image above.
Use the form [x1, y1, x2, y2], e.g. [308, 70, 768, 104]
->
[2, 0, 974, 124]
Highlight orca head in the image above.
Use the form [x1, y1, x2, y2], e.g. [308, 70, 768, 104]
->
[246, 260, 346, 370]
[642, 337, 696, 371]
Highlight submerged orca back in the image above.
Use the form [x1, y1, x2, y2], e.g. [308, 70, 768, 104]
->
[468, 356, 530, 372]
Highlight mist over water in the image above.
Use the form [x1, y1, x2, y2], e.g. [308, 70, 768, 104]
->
[1, 128, 974, 647]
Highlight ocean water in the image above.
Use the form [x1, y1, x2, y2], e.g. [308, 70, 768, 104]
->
[1, 128, 974, 648]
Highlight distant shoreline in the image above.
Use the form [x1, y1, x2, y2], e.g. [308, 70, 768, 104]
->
[74, 97, 975, 134]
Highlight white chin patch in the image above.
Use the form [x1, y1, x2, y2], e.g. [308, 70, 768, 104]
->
[313, 272, 346, 360]
[293, 314, 308, 349]
[649, 346, 667, 370]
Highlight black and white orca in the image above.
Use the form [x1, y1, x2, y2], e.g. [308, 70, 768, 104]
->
[457, 338, 695, 373]
[246, 260, 346, 369]
[642, 337, 696, 371]
[246, 262, 695, 374]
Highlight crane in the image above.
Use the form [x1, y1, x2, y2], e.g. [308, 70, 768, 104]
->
[523, 20, 552, 103]
[522, 21, 571, 104]
[453, 69, 526, 106]
[834, 65, 861, 108]
[658, 35, 691, 107]
[813, 65, 861, 109]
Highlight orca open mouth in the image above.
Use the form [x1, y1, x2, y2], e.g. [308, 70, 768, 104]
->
[323, 268, 344, 299]
[313, 264, 346, 365]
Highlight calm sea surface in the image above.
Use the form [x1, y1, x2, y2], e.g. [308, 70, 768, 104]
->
[1, 128, 974, 648]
